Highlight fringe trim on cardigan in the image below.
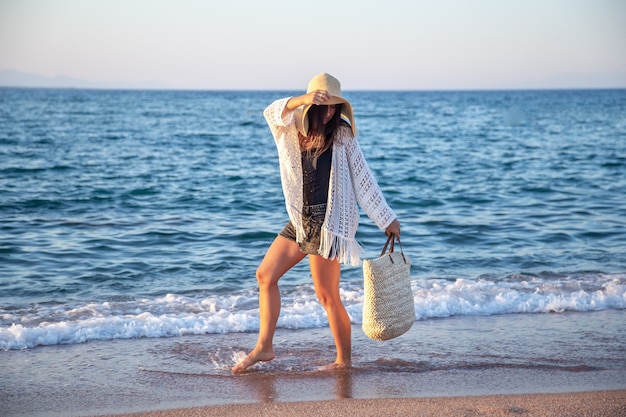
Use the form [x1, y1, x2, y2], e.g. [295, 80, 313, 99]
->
[318, 228, 363, 267]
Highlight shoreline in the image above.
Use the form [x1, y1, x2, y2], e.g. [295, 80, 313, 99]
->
[3, 311, 625, 417]
[98, 390, 626, 417]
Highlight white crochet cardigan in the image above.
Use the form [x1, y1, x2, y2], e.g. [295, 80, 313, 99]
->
[264, 98, 396, 266]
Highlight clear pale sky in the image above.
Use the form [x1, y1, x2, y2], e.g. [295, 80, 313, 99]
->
[1, 0, 625, 90]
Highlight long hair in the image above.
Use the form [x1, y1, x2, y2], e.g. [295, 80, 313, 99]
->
[299, 104, 344, 162]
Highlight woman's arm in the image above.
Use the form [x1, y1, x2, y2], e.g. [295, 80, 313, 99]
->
[282, 90, 331, 117]
[385, 218, 401, 238]
[345, 136, 400, 237]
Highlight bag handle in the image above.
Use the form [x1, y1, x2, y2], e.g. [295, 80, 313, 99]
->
[381, 234, 395, 256]
[380, 234, 407, 264]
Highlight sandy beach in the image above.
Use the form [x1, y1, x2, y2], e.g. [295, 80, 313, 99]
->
[3, 311, 625, 417]
[101, 391, 626, 417]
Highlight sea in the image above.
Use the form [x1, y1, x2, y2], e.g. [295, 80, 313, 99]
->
[2, 87, 626, 415]
[0, 87, 625, 353]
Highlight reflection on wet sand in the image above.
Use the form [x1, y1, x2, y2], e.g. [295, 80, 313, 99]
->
[234, 368, 354, 402]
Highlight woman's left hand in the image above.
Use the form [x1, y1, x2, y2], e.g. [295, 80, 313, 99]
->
[385, 219, 401, 240]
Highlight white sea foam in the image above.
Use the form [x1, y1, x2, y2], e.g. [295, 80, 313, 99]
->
[1, 273, 624, 350]
[412, 275, 625, 318]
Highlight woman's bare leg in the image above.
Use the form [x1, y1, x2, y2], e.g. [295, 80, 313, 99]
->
[232, 235, 306, 372]
[309, 255, 352, 368]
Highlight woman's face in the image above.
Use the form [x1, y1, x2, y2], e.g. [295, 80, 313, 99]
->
[323, 105, 338, 125]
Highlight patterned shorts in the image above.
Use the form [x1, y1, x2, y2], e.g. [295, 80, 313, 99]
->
[279, 203, 327, 255]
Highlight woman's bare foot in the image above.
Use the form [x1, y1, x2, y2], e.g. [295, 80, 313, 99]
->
[232, 348, 274, 373]
[317, 361, 351, 371]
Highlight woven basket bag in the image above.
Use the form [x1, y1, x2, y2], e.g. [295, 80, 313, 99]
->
[362, 235, 415, 341]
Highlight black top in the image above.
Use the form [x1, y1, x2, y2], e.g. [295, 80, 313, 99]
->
[301, 146, 332, 206]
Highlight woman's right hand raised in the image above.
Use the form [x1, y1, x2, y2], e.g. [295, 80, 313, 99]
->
[308, 89, 330, 105]
[284, 90, 332, 114]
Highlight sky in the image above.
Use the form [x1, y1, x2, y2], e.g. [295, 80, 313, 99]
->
[1, 0, 625, 90]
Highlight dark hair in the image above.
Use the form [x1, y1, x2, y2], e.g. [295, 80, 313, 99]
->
[300, 104, 344, 158]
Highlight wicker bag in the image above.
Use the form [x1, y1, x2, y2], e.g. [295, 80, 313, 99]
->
[362, 235, 415, 341]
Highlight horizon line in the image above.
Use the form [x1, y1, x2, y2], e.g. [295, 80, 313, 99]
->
[2, 84, 626, 93]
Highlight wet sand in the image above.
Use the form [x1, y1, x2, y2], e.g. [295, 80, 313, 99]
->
[101, 390, 626, 417]
[2, 311, 625, 416]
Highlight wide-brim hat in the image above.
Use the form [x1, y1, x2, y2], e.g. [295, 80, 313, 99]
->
[298, 73, 356, 137]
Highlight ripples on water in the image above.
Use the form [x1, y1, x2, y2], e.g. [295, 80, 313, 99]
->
[0, 88, 624, 349]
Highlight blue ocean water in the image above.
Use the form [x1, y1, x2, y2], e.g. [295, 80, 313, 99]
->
[1, 88, 625, 350]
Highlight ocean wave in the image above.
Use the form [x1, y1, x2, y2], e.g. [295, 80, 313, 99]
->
[1, 272, 623, 350]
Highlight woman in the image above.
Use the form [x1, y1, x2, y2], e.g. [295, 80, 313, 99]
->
[233, 73, 400, 372]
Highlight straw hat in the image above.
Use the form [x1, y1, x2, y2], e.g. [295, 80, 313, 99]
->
[298, 73, 356, 137]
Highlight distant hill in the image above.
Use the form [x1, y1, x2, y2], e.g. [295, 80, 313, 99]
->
[0, 69, 171, 89]
[2, 69, 624, 91]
